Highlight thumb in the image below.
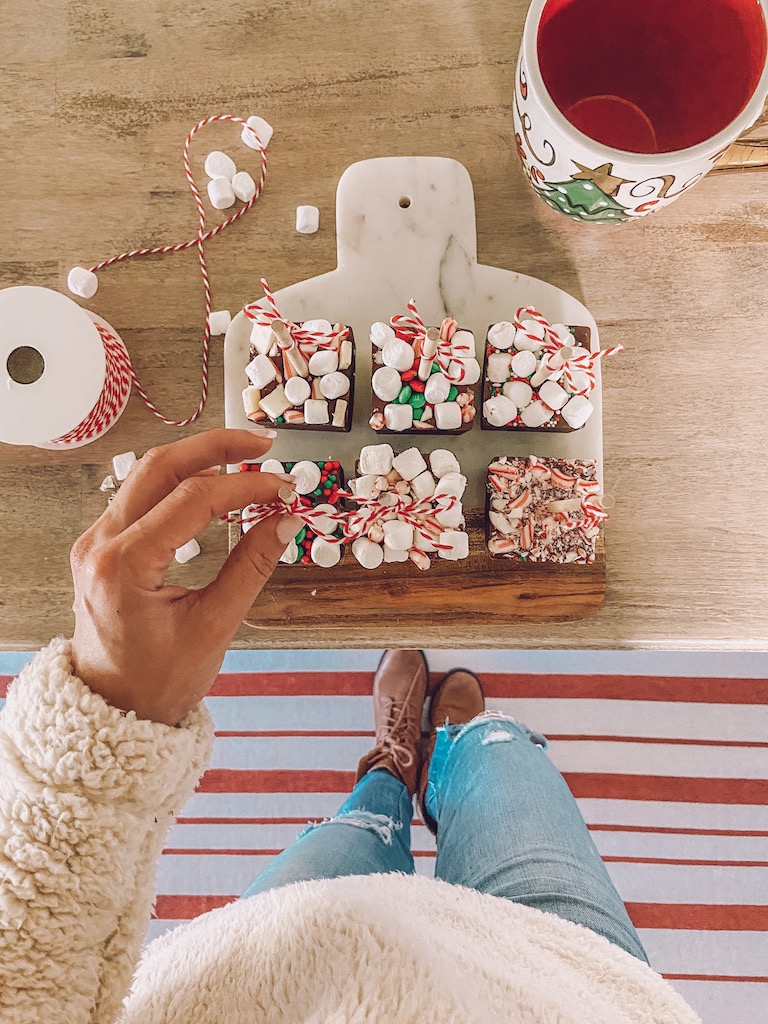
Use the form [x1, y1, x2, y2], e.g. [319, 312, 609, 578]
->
[199, 514, 303, 630]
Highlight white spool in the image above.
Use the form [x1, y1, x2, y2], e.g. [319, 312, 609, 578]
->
[0, 286, 130, 450]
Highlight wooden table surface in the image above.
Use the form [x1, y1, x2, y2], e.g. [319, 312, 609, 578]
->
[1, 0, 766, 651]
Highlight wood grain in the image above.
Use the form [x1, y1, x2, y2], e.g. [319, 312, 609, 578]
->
[1, 0, 767, 649]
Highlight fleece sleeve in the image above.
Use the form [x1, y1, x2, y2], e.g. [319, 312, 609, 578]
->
[0, 638, 215, 1024]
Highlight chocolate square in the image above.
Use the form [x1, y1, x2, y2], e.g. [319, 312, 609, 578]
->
[486, 455, 602, 564]
[481, 324, 593, 433]
[243, 323, 355, 432]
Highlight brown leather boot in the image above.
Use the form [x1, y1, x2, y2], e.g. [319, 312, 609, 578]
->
[355, 650, 429, 797]
[418, 668, 485, 834]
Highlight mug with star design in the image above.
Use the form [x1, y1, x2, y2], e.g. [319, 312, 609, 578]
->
[515, 0, 768, 223]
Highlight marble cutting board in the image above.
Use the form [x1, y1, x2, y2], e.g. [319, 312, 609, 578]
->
[224, 156, 606, 630]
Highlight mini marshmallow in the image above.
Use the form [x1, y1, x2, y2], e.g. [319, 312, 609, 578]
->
[352, 536, 384, 569]
[353, 474, 379, 500]
[483, 395, 517, 427]
[370, 322, 396, 347]
[303, 399, 330, 424]
[539, 379, 569, 411]
[241, 114, 274, 150]
[437, 531, 469, 561]
[435, 502, 464, 528]
[319, 371, 350, 400]
[435, 472, 467, 499]
[99, 475, 116, 492]
[372, 366, 402, 402]
[384, 403, 413, 431]
[411, 470, 436, 500]
[259, 385, 292, 421]
[174, 538, 201, 564]
[511, 350, 538, 378]
[384, 547, 409, 563]
[451, 329, 475, 355]
[521, 401, 555, 428]
[311, 536, 341, 567]
[231, 170, 256, 203]
[451, 357, 481, 384]
[429, 449, 460, 478]
[434, 401, 462, 430]
[246, 354, 279, 390]
[360, 444, 394, 475]
[250, 323, 275, 356]
[338, 339, 353, 370]
[311, 503, 340, 536]
[242, 385, 262, 419]
[112, 450, 137, 480]
[280, 538, 299, 564]
[515, 319, 546, 351]
[561, 394, 595, 429]
[332, 399, 348, 428]
[291, 460, 322, 494]
[308, 350, 339, 376]
[488, 321, 516, 350]
[67, 266, 98, 299]
[392, 447, 427, 481]
[296, 205, 320, 234]
[382, 338, 414, 372]
[205, 150, 237, 180]
[424, 372, 451, 405]
[413, 531, 437, 553]
[260, 459, 285, 474]
[567, 370, 592, 395]
[550, 323, 574, 345]
[284, 376, 311, 406]
[209, 309, 232, 335]
[503, 380, 534, 408]
[302, 319, 333, 334]
[383, 519, 414, 551]
[207, 177, 236, 210]
[487, 353, 512, 383]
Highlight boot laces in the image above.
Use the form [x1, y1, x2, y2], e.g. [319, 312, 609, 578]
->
[377, 698, 416, 769]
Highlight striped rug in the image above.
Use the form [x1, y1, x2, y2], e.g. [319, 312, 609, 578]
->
[1, 649, 765, 1024]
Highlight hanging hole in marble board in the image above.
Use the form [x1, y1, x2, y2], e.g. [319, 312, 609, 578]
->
[398, 195, 412, 208]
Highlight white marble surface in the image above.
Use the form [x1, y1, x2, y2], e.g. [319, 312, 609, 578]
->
[224, 156, 603, 509]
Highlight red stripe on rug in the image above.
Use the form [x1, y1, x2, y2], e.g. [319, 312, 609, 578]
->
[197, 770, 768, 804]
[627, 903, 768, 930]
[604, 857, 768, 867]
[663, 975, 768, 983]
[151, 896, 768, 931]
[213, 730, 768, 747]
[206, 673, 768, 703]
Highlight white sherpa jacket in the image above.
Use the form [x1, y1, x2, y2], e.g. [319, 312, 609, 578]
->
[0, 640, 700, 1024]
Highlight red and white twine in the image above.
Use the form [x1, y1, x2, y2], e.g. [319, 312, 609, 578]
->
[62, 114, 268, 443]
[391, 300, 473, 384]
[244, 279, 349, 355]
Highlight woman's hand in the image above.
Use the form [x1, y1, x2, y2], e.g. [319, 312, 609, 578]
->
[70, 428, 300, 726]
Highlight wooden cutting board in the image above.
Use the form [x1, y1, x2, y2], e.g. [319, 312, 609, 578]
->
[224, 157, 606, 629]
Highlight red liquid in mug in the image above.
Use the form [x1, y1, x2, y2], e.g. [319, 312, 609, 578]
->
[538, 0, 768, 153]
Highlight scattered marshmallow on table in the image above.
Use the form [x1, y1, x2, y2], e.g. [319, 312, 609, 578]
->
[241, 115, 274, 150]
[296, 205, 320, 234]
[204, 150, 237, 181]
[112, 450, 137, 480]
[231, 170, 256, 203]
[67, 266, 99, 299]
[99, 475, 116, 492]
[207, 177, 236, 210]
[208, 309, 232, 336]
[174, 538, 201, 564]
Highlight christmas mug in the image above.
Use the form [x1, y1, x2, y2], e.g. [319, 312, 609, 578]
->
[514, 0, 768, 223]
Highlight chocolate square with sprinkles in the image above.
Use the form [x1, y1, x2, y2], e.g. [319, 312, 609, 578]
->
[240, 458, 346, 566]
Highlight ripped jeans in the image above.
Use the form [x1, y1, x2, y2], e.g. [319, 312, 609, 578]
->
[241, 713, 648, 963]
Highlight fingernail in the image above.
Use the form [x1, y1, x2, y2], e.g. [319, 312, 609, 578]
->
[276, 515, 302, 544]
[278, 486, 296, 503]
[275, 473, 297, 483]
[248, 425, 277, 438]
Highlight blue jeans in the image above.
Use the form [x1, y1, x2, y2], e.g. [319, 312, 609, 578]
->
[242, 713, 648, 963]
